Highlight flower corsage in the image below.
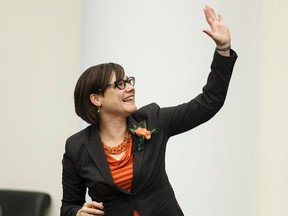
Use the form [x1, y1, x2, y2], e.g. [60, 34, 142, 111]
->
[129, 121, 157, 151]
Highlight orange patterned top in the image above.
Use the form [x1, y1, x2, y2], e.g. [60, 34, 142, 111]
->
[105, 138, 140, 216]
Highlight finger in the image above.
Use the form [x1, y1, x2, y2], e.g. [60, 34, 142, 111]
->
[204, 7, 218, 30]
[202, 29, 213, 39]
[218, 14, 224, 22]
[91, 201, 105, 215]
[204, 8, 212, 24]
[81, 206, 104, 216]
[204, 5, 217, 22]
[88, 208, 105, 215]
[91, 201, 104, 210]
[82, 201, 105, 215]
[84, 201, 104, 209]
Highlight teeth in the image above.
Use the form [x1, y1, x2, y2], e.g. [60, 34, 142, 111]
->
[124, 96, 134, 102]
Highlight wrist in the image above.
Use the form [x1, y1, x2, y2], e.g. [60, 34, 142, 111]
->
[216, 44, 231, 52]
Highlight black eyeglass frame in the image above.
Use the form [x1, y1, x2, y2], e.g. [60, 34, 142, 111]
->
[99, 76, 135, 93]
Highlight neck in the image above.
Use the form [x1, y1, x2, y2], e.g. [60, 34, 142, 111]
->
[98, 115, 128, 146]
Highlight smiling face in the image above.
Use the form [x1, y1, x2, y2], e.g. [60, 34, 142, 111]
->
[92, 72, 137, 120]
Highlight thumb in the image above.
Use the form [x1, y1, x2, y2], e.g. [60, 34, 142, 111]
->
[202, 29, 213, 38]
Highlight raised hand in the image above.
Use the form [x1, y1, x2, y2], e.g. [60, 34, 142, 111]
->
[202, 6, 231, 51]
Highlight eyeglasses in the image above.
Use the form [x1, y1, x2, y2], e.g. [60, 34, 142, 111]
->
[105, 76, 135, 91]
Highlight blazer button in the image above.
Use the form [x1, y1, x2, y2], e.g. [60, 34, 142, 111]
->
[129, 195, 135, 200]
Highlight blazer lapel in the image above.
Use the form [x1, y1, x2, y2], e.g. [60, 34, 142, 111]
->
[127, 117, 145, 192]
[83, 124, 115, 187]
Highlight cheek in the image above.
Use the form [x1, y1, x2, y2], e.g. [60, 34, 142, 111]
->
[106, 94, 124, 107]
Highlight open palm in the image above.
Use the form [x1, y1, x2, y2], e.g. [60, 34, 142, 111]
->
[202, 6, 231, 47]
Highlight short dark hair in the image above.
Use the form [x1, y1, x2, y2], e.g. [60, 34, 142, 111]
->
[74, 62, 125, 124]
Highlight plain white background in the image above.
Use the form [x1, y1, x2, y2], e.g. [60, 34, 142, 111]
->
[0, 0, 287, 216]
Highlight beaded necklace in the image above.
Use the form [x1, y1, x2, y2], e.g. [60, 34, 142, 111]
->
[102, 131, 131, 155]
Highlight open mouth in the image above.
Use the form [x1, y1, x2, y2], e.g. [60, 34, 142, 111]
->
[123, 95, 134, 102]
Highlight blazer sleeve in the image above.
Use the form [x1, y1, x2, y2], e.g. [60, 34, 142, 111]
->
[158, 50, 238, 137]
[61, 136, 87, 216]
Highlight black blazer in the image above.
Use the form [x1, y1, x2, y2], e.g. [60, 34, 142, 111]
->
[61, 51, 237, 216]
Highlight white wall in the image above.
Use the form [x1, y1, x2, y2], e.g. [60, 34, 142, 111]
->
[0, 1, 81, 216]
[258, 0, 288, 215]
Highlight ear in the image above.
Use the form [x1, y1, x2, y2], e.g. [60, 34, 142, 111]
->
[90, 93, 102, 107]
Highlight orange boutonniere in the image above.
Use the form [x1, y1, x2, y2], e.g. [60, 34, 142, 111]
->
[129, 121, 157, 151]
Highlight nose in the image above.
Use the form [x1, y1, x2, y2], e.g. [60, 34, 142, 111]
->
[125, 82, 135, 91]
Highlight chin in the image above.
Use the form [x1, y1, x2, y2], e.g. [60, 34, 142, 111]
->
[127, 105, 137, 114]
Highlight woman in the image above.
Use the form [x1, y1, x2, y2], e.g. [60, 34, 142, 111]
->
[61, 6, 237, 216]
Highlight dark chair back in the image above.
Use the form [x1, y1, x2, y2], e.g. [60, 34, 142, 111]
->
[0, 189, 51, 216]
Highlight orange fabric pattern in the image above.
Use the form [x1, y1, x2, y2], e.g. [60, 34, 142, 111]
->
[105, 138, 140, 216]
